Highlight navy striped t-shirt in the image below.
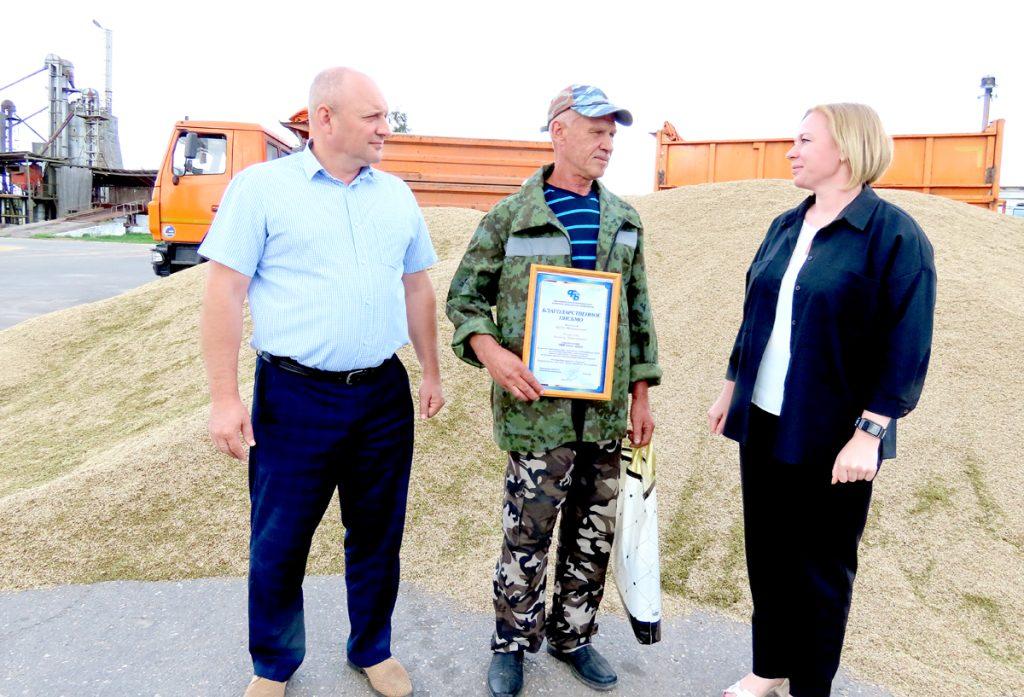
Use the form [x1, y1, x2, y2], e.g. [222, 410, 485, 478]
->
[544, 184, 600, 270]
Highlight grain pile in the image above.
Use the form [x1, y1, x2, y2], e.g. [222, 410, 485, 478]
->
[1, 182, 1021, 695]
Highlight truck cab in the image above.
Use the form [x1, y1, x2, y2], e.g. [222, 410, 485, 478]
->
[147, 121, 292, 275]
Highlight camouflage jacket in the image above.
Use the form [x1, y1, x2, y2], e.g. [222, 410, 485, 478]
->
[446, 164, 661, 452]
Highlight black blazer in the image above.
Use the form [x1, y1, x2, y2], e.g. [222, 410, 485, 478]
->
[723, 186, 937, 465]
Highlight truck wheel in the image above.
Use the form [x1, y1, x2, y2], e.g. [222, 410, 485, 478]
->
[154, 262, 172, 277]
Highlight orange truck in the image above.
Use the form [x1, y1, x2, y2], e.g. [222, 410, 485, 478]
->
[653, 119, 1006, 209]
[147, 112, 553, 276]
[147, 121, 292, 275]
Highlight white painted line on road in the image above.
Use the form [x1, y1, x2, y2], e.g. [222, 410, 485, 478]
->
[5, 250, 149, 259]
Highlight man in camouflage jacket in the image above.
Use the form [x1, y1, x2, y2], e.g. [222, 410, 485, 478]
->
[446, 85, 660, 697]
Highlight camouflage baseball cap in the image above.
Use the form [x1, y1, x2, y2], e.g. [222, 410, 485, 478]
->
[541, 84, 633, 132]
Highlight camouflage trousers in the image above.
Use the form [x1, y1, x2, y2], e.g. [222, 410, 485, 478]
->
[492, 439, 621, 653]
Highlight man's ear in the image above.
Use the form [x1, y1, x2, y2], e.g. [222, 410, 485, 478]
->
[314, 104, 332, 133]
[549, 119, 563, 142]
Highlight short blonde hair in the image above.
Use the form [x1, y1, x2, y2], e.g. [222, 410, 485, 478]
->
[807, 103, 893, 188]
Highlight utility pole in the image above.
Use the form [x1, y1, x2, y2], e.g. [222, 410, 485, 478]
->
[979, 76, 996, 130]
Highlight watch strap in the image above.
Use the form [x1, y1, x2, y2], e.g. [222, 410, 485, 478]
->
[854, 416, 886, 439]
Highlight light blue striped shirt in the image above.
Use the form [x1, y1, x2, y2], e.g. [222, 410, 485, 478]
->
[198, 144, 438, 371]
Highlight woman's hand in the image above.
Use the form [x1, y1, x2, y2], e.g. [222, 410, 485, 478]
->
[831, 430, 881, 484]
[707, 380, 736, 435]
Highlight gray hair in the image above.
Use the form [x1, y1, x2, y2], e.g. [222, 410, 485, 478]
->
[548, 109, 578, 153]
[549, 108, 578, 133]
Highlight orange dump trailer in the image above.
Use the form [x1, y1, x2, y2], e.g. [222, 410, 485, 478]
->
[375, 134, 553, 210]
[654, 119, 1005, 209]
[282, 109, 553, 211]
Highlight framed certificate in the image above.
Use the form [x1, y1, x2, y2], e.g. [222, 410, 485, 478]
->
[522, 264, 622, 401]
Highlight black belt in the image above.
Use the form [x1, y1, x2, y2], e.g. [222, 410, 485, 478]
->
[258, 352, 390, 385]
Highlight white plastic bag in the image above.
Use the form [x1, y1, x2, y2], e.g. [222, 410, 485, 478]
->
[612, 439, 662, 644]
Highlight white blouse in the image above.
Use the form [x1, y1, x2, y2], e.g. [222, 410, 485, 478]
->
[751, 220, 820, 415]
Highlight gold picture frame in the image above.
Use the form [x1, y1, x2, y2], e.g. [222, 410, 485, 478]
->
[522, 264, 622, 401]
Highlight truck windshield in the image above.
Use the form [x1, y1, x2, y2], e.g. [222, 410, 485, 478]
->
[172, 134, 227, 176]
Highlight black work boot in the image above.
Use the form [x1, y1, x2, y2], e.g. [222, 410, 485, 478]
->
[546, 644, 617, 691]
[487, 650, 524, 697]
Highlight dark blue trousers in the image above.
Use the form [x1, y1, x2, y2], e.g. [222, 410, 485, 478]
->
[248, 354, 414, 682]
[739, 405, 873, 697]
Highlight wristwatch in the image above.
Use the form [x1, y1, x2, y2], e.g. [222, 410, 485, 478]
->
[854, 417, 886, 439]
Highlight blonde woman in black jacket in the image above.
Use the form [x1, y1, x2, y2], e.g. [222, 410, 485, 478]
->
[708, 103, 937, 697]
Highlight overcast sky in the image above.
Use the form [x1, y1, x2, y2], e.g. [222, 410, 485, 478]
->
[5, 0, 1022, 196]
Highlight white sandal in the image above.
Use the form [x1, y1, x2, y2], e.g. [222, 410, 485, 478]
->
[723, 678, 791, 697]
[723, 682, 757, 697]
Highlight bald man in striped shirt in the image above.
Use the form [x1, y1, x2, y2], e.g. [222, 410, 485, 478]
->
[200, 67, 443, 697]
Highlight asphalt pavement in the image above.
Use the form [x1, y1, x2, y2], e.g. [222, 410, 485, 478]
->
[0, 577, 892, 697]
[0, 238, 155, 330]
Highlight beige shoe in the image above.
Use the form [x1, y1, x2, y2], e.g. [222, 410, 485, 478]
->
[348, 656, 413, 697]
[244, 675, 286, 697]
